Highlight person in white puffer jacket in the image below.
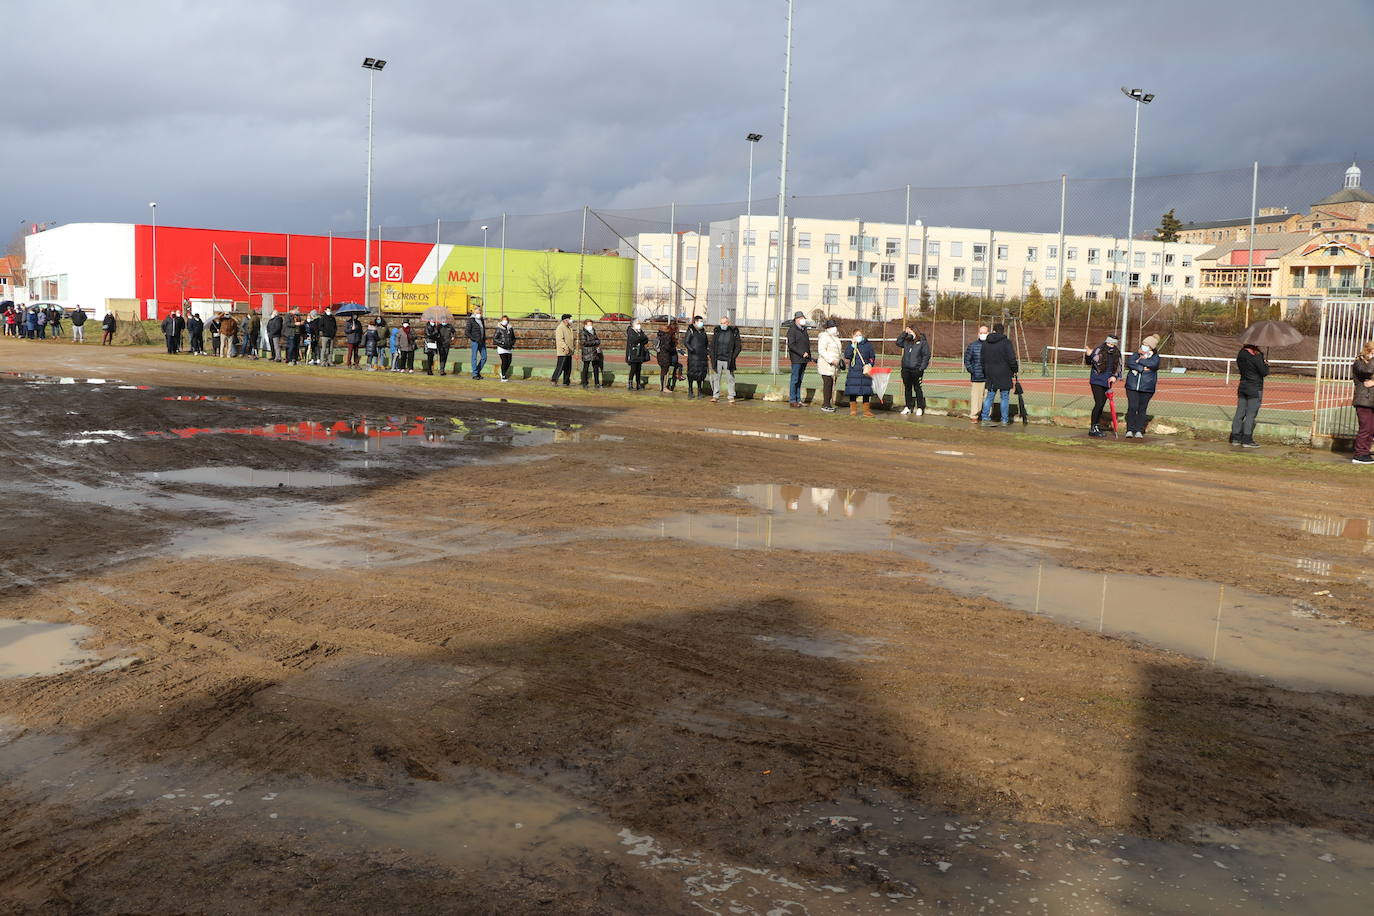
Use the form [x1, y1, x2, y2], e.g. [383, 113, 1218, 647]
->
[815, 319, 844, 413]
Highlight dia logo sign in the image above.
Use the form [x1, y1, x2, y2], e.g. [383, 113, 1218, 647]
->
[352, 262, 404, 280]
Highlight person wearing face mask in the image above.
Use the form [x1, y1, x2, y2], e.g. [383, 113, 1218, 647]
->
[552, 314, 576, 385]
[466, 307, 487, 379]
[786, 311, 812, 408]
[709, 315, 742, 403]
[494, 315, 516, 381]
[656, 319, 681, 392]
[816, 319, 844, 413]
[894, 324, 930, 416]
[842, 330, 878, 417]
[579, 319, 605, 388]
[978, 323, 1018, 427]
[624, 319, 650, 390]
[963, 325, 989, 422]
[1124, 334, 1161, 438]
[684, 315, 710, 399]
[1083, 334, 1122, 438]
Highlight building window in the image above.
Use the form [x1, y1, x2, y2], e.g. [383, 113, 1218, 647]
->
[1150, 252, 1161, 265]
[746, 282, 759, 295]
[953, 266, 967, 283]
[1090, 269, 1103, 286]
[1066, 247, 1077, 260]
[995, 269, 1008, 284]
[926, 266, 938, 281]
[996, 244, 1009, 260]
[743, 230, 756, 246]
[827, 260, 843, 279]
[1129, 272, 1141, 287]
[1047, 245, 1058, 260]
[1162, 273, 1173, 286]
[847, 285, 877, 303]
[880, 263, 895, 282]
[768, 256, 779, 273]
[1085, 290, 1099, 300]
[742, 256, 756, 272]
[1022, 269, 1033, 286]
[240, 254, 287, 267]
[885, 288, 898, 309]
[849, 234, 876, 251]
[1045, 266, 1057, 282]
[907, 264, 920, 279]
[1181, 256, 1192, 268]
[685, 246, 697, 260]
[1164, 253, 1175, 266]
[926, 240, 940, 257]
[686, 266, 697, 282]
[847, 261, 875, 277]
[1134, 251, 1146, 267]
[824, 234, 840, 254]
[950, 241, 964, 258]
[769, 230, 779, 245]
[1087, 248, 1100, 264]
[1149, 273, 1159, 285]
[798, 232, 811, 248]
[796, 258, 810, 274]
[973, 243, 987, 262]
[639, 265, 651, 279]
[972, 268, 987, 286]
[1065, 268, 1076, 281]
[768, 281, 777, 296]
[795, 283, 809, 298]
[1026, 247, 1038, 262]
[1184, 276, 1194, 288]
[885, 238, 900, 257]
[822, 285, 838, 305]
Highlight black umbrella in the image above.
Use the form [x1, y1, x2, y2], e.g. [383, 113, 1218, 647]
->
[333, 302, 368, 316]
[1014, 379, 1028, 426]
[1239, 320, 1303, 349]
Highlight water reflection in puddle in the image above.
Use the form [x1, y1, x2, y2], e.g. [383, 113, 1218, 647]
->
[137, 417, 586, 450]
[635, 485, 1374, 694]
[0, 620, 96, 678]
[139, 467, 359, 487]
[1288, 513, 1373, 542]
[702, 427, 825, 442]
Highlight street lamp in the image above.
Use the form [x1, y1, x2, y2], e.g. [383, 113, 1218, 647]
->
[744, 132, 762, 323]
[149, 202, 158, 318]
[1119, 87, 1154, 347]
[480, 225, 489, 308]
[361, 56, 387, 307]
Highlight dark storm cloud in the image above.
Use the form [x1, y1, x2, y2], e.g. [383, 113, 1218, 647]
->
[10, 0, 1374, 239]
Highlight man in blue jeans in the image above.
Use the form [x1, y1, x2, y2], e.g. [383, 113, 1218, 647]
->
[785, 311, 811, 407]
[978, 322, 1019, 426]
[465, 307, 487, 379]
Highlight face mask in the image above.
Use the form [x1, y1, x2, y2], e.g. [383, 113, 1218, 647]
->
[695, 321, 704, 328]
[978, 333, 988, 341]
[584, 324, 593, 331]
[500, 319, 508, 326]
[1140, 346, 1152, 355]
[852, 335, 863, 344]
[632, 323, 641, 331]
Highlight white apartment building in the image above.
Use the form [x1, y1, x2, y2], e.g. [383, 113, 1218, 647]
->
[630, 217, 1217, 325]
[620, 230, 710, 317]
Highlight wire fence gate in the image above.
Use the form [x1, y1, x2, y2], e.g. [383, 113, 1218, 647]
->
[1314, 299, 1374, 443]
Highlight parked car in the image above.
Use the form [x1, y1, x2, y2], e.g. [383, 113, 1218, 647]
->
[646, 314, 673, 322]
[599, 313, 632, 322]
[521, 310, 554, 319]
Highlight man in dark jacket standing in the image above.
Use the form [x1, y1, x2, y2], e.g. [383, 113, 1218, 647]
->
[317, 309, 338, 366]
[101, 310, 117, 345]
[1230, 343, 1270, 448]
[160, 310, 185, 354]
[785, 311, 811, 408]
[962, 325, 988, 421]
[266, 310, 284, 362]
[466, 307, 487, 379]
[684, 316, 710, 399]
[979, 323, 1019, 426]
[709, 315, 743, 404]
[894, 325, 931, 416]
[70, 306, 88, 343]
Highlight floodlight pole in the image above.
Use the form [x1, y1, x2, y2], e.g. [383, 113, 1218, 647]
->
[481, 225, 489, 308]
[769, 0, 793, 375]
[149, 202, 158, 318]
[1244, 161, 1258, 326]
[361, 57, 386, 307]
[744, 133, 761, 323]
[1119, 87, 1153, 347]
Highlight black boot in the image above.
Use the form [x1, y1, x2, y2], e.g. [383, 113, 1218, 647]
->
[1089, 425, 1104, 438]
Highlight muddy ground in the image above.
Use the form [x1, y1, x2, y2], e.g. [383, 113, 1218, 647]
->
[1, 343, 1372, 914]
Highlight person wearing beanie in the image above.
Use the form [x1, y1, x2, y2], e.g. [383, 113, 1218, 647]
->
[1083, 335, 1122, 437]
[816, 318, 844, 412]
[1124, 335, 1162, 438]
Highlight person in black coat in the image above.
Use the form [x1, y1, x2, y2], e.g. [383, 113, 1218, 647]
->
[101, 311, 117, 345]
[69, 306, 87, 343]
[317, 310, 338, 366]
[709, 316, 743, 403]
[160, 311, 185, 354]
[466, 308, 487, 379]
[187, 313, 205, 355]
[493, 316, 516, 380]
[978, 322, 1019, 425]
[684, 317, 709, 399]
[894, 325, 931, 416]
[344, 315, 363, 368]
[656, 320, 680, 392]
[624, 320, 650, 390]
[579, 320, 604, 388]
[1230, 343, 1270, 448]
[785, 311, 811, 407]
[266, 311, 284, 362]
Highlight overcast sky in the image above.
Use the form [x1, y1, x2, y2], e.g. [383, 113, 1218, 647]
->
[10, 0, 1374, 241]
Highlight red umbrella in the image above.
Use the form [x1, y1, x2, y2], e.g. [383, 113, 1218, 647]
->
[1105, 389, 1120, 439]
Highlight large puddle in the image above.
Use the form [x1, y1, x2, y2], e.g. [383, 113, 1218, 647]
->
[1, 720, 1367, 914]
[0, 620, 96, 678]
[633, 486, 1374, 695]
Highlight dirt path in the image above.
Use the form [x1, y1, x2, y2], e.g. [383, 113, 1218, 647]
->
[1, 342, 1371, 913]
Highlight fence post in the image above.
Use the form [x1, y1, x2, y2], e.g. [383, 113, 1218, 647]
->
[1311, 299, 1330, 444]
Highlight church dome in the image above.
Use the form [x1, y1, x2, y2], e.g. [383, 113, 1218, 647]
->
[1345, 161, 1362, 189]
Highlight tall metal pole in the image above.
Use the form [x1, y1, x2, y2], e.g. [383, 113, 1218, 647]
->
[744, 135, 759, 323]
[434, 218, 441, 311]
[363, 67, 375, 307]
[328, 230, 333, 306]
[577, 205, 588, 315]
[149, 202, 158, 318]
[902, 184, 911, 321]
[1244, 160, 1259, 327]
[769, 0, 794, 375]
[481, 225, 489, 308]
[499, 212, 507, 313]
[669, 202, 676, 317]
[1121, 98, 1142, 346]
[1051, 174, 1067, 411]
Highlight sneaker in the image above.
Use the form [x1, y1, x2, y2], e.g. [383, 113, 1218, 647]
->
[1353, 455, 1374, 464]
[1242, 441, 1261, 449]
[821, 406, 835, 413]
[1088, 426, 1104, 438]
[914, 408, 924, 417]
[900, 407, 911, 416]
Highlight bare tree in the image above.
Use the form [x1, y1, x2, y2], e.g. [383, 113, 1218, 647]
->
[530, 253, 568, 312]
[173, 265, 198, 307]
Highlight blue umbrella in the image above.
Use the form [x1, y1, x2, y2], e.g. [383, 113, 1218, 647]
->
[333, 302, 368, 315]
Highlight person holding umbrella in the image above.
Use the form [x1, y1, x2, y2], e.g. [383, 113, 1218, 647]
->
[1230, 342, 1269, 448]
[344, 313, 363, 368]
[1083, 335, 1122, 438]
[1124, 334, 1160, 438]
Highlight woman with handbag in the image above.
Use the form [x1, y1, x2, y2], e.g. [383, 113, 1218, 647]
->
[842, 330, 877, 417]
[624, 320, 650, 390]
[816, 319, 844, 412]
[656, 320, 680, 392]
[579, 320, 605, 388]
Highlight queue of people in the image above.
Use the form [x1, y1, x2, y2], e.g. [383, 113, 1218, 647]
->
[2, 302, 88, 340]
